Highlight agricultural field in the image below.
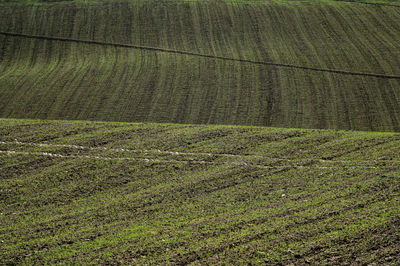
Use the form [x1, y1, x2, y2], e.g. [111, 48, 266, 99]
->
[1, 0, 400, 264]
[0, 118, 399, 264]
[0, 0, 400, 131]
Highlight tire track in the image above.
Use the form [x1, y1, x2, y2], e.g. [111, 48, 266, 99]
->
[0, 150, 212, 165]
[1, 31, 400, 80]
[0, 141, 398, 169]
[176, 197, 394, 264]
[0, 150, 373, 170]
[2, 140, 399, 163]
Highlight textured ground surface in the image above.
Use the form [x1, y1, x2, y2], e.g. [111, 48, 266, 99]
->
[0, 0, 400, 131]
[0, 119, 399, 264]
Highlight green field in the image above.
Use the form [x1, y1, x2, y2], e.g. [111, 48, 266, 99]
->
[1, 0, 400, 264]
[0, 118, 399, 264]
[0, 0, 400, 131]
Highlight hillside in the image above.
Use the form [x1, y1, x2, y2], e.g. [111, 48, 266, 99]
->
[0, 0, 400, 131]
[0, 118, 399, 264]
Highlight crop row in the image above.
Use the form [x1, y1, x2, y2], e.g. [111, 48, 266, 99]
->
[0, 119, 399, 264]
[0, 0, 399, 131]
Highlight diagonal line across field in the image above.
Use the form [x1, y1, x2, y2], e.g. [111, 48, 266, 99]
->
[1, 31, 400, 80]
[334, 0, 400, 8]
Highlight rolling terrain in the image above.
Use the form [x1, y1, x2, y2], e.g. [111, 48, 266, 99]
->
[0, 0, 400, 131]
[1, 1, 400, 264]
[0, 118, 399, 264]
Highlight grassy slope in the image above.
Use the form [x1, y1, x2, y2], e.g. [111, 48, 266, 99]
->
[0, 0, 400, 131]
[0, 118, 399, 264]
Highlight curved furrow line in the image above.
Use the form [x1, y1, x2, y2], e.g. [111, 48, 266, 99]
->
[119, 51, 145, 121]
[33, 42, 73, 117]
[131, 180, 390, 262]
[343, 5, 397, 74]
[169, 54, 188, 123]
[0, 38, 41, 114]
[87, 47, 121, 119]
[329, 3, 399, 129]
[175, 196, 395, 264]
[147, 54, 179, 122]
[58, 49, 97, 119]
[1, 31, 400, 80]
[102, 51, 133, 119]
[0, 35, 14, 74]
[20, 41, 67, 118]
[363, 7, 400, 67]
[48, 44, 93, 120]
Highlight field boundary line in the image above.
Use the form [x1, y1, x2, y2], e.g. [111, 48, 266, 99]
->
[1, 31, 400, 80]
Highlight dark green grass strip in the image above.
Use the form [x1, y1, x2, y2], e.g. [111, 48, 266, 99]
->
[2, 31, 400, 80]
